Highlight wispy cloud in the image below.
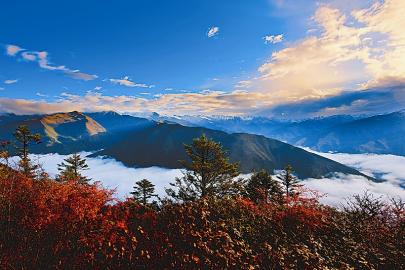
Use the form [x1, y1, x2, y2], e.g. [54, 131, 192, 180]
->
[4, 79, 18, 84]
[263, 34, 284, 44]
[207, 26, 220, 38]
[109, 76, 153, 88]
[36, 92, 48, 98]
[5, 44, 98, 81]
[5, 44, 24, 56]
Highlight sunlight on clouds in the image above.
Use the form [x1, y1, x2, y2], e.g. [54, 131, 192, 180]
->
[353, 0, 405, 88]
[0, 91, 276, 116]
[245, 0, 405, 104]
[5, 44, 24, 56]
[2, 1, 405, 117]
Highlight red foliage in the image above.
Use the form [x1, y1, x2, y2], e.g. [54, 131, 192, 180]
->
[0, 169, 403, 269]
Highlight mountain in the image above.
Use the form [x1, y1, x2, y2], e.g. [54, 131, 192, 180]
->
[151, 111, 405, 156]
[312, 110, 405, 155]
[0, 111, 153, 154]
[0, 111, 369, 179]
[91, 122, 368, 179]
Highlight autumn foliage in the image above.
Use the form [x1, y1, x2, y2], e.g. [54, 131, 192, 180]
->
[0, 166, 403, 269]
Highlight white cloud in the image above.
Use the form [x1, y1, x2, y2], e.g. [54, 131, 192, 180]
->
[207, 26, 220, 38]
[304, 149, 405, 184]
[263, 34, 284, 44]
[4, 79, 18, 84]
[4, 44, 97, 81]
[239, 0, 405, 106]
[21, 51, 37, 61]
[5, 44, 24, 56]
[300, 148, 405, 206]
[7, 151, 402, 206]
[68, 71, 98, 81]
[304, 174, 405, 207]
[109, 76, 152, 88]
[11, 153, 183, 199]
[2, 1, 404, 117]
[0, 90, 276, 116]
[36, 92, 48, 98]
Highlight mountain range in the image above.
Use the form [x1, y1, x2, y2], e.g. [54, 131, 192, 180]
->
[153, 110, 405, 156]
[0, 111, 369, 179]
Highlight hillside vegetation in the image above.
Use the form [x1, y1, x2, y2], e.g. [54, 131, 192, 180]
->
[0, 127, 403, 269]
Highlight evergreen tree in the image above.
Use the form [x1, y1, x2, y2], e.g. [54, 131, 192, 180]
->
[57, 153, 90, 184]
[166, 134, 241, 201]
[131, 179, 157, 205]
[13, 125, 41, 178]
[245, 170, 282, 203]
[277, 165, 301, 197]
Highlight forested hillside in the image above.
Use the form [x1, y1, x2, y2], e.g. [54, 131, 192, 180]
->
[0, 127, 403, 269]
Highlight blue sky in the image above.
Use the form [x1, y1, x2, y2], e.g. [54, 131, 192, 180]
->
[1, 0, 404, 117]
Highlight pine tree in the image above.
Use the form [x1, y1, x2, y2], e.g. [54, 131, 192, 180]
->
[13, 125, 41, 178]
[277, 165, 301, 197]
[245, 170, 282, 203]
[57, 153, 90, 184]
[131, 179, 157, 205]
[166, 134, 241, 201]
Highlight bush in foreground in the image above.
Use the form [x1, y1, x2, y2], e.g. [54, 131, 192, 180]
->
[0, 168, 403, 269]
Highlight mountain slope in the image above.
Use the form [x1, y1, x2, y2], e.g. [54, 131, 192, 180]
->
[153, 111, 405, 156]
[0, 111, 108, 154]
[313, 110, 405, 155]
[0, 111, 369, 179]
[92, 122, 367, 179]
[0, 111, 155, 154]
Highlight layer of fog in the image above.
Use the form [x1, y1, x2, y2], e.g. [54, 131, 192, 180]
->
[7, 151, 405, 206]
[8, 153, 183, 199]
[302, 148, 405, 205]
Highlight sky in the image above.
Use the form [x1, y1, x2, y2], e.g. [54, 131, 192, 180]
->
[1, 0, 404, 118]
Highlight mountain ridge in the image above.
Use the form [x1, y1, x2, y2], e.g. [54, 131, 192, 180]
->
[0, 111, 371, 179]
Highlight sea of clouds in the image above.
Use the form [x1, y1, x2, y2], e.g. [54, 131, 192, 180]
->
[7, 150, 405, 207]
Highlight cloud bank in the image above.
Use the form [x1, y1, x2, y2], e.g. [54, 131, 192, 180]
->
[8, 153, 183, 200]
[302, 148, 405, 206]
[6, 150, 403, 206]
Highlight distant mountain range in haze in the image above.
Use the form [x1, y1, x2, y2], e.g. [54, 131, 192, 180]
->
[152, 110, 405, 156]
[0, 111, 372, 179]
